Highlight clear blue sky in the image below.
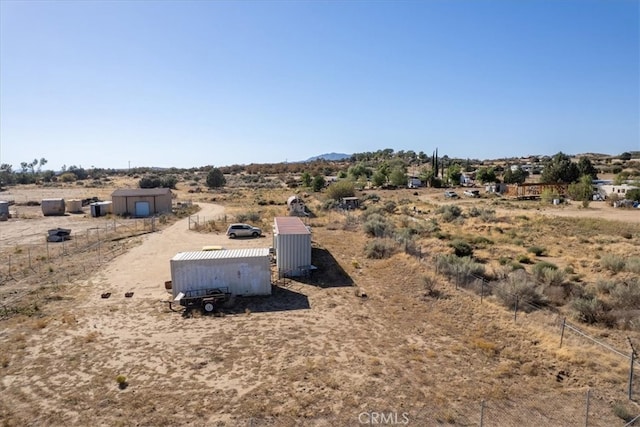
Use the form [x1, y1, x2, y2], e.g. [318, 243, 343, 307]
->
[1, 0, 638, 171]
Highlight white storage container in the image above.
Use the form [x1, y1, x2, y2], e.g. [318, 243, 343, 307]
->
[170, 248, 272, 299]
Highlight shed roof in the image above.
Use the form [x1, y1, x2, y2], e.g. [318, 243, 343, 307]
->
[172, 248, 270, 261]
[112, 188, 172, 197]
[274, 216, 310, 235]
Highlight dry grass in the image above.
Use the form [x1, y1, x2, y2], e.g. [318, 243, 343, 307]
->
[0, 182, 639, 425]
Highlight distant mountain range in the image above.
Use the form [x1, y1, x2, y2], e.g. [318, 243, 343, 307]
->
[305, 152, 351, 162]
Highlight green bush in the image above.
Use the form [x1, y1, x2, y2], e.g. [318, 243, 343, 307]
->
[541, 268, 566, 286]
[364, 238, 397, 259]
[383, 200, 397, 214]
[527, 246, 546, 256]
[450, 239, 473, 257]
[517, 254, 532, 264]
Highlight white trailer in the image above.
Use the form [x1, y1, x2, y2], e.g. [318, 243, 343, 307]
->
[170, 248, 272, 302]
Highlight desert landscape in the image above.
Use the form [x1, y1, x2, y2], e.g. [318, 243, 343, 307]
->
[1, 174, 640, 426]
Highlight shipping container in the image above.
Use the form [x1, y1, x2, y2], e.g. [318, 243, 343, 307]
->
[90, 201, 112, 217]
[273, 216, 312, 277]
[41, 198, 66, 216]
[170, 248, 272, 299]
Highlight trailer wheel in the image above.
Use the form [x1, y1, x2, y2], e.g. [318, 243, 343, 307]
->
[203, 302, 215, 313]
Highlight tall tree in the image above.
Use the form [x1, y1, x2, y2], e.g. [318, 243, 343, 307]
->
[540, 152, 580, 183]
[206, 168, 226, 188]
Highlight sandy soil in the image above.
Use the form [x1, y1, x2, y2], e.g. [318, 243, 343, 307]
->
[1, 184, 639, 426]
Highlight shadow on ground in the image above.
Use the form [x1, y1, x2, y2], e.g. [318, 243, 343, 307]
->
[279, 246, 354, 288]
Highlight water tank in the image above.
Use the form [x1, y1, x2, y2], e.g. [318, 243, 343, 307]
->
[41, 198, 66, 216]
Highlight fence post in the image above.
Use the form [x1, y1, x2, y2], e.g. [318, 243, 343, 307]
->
[585, 388, 590, 427]
[629, 350, 635, 401]
[514, 296, 519, 322]
[560, 317, 566, 348]
[480, 280, 484, 304]
[480, 399, 485, 427]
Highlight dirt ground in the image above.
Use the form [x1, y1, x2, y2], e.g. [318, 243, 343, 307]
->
[1, 183, 639, 426]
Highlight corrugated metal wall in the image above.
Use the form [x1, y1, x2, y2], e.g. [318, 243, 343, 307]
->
[170, 249, 271, 298]
[275, 233, 312, 277]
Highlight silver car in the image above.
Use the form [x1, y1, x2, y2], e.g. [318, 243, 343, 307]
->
[226, 223, 262, 238]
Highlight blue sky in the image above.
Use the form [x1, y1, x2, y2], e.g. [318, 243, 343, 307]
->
[1, 0, 638, 170]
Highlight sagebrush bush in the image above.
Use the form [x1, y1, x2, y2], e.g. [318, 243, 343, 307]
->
[571, 296, 614, 326]
[624, 257, 640, 274]
[438, 205, 462, 222]
[236, 211, 260, 223]
[383, 200, 397, 214]
[435, 254, 485, 279]
[609, 279, 640, 309]
[362, 213, 395, 238]
[600, 254, 625, 273]
[541, 267, 566, 286]
[531, 261, 558, 281]
[493, 270, 546, 311]
[364, 238, 397, 259]
[527, 246, 546, 256]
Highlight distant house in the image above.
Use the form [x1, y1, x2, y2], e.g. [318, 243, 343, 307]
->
[407, 177, 423, 188]
[598, 184, 638, 199]
[111, 188, 172, 217]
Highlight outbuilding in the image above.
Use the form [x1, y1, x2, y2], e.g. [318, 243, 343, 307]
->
[170, 248, 272, 299]
[111, 188, 172, 217]
[273, 216, 313, 278]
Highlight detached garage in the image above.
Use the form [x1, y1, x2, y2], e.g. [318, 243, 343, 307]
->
[111, 188, 172, 217]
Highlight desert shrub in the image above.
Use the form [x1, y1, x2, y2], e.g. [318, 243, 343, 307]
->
[527, 246, 546, 256]
[235, 211, 260, 223]
[364, 238, 397, 259]
[116, 375, 128, 389]
[600, 254, 625, 273]
[493, 270, 546, 311]
[322, 199, 338, 210]
[609, 279, 640, 309]
[438, 205, 462, 222]
[435, 254, 485, 279]
[362, 213, 395, 238]
[624, 256, 640, 274]
[613, 403, 636, 423]
[595, 279, 617, 295]
[571, 295, 614, 326]
[517, 254, 532, 264]
[383, 200, 397, 213]
[450, 239, 473, 257]
[59, 172, 77, 183]
[541, 267, 566, 286]
[468, 206, 497, 222]
[424, 218, 440, 234]
[531, 261, 558, 281]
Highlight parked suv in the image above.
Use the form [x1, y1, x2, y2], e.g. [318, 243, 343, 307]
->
[226, 223, 262, 238]
[444, 191, 459, 199]
[463, 190, 480, 198]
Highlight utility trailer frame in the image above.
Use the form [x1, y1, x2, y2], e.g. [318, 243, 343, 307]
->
[168, 287, 231, 314]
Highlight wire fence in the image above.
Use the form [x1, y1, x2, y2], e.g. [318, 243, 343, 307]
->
[428, 253, 640, 406]
[238, 388, 635, 426]
[187, 214, 230, 231]
[0, 218, 156, 287]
